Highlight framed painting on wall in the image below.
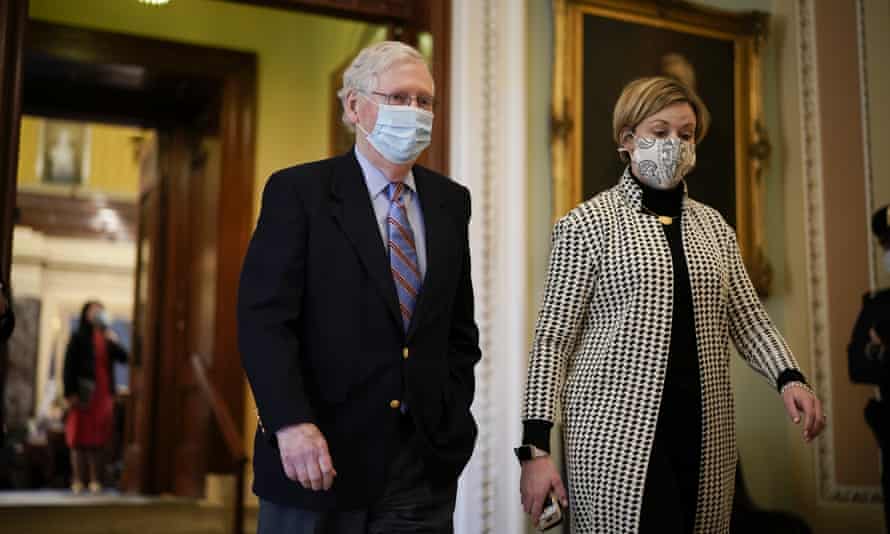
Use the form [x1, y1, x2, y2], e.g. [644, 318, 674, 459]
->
[551, 0, 773, 295]
[37, 119, 90, 186]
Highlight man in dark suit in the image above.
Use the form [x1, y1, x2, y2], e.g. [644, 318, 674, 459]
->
[849, 204, 890, 529]
[238, 41, 481, 533]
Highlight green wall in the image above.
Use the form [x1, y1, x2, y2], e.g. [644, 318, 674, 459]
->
[29, 0, 386, 211]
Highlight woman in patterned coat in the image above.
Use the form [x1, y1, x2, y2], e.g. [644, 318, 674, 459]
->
[517, 77, 826, 533]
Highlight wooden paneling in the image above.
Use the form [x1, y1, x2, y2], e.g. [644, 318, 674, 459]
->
[209, 73, 255, 474]
[0, 0, 28, 442]
[412, 0, 450, 175]
[121, 186, 163, 493]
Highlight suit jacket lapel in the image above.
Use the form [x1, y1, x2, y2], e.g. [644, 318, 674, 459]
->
[329, 151, 402, 330]
[407, 167, 455, 341]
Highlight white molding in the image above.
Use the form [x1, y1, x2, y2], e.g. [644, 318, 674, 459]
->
[451, 0, 527, 531]
[857, 0, 876, 292]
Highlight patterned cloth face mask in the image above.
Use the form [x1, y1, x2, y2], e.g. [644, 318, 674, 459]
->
[625, 135, 697, 190]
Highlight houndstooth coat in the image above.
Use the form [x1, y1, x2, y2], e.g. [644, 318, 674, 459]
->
[523, 171, 801, 533]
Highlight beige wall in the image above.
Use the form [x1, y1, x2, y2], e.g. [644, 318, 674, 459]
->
[815, 0, 875, 489]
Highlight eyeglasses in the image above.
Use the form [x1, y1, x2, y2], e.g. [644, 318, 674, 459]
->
[367, 91, 436, 111]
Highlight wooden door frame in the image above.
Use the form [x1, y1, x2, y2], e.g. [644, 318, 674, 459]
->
[0, 0, 27, 444]
[10, 21, 257, 493]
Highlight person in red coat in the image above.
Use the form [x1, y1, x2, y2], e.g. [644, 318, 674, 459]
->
[63, 301, 128, 494]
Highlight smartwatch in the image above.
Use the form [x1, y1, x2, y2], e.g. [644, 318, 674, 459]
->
[514, 444, 549, 463]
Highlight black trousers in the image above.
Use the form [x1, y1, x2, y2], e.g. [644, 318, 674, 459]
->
[639, 385, 702, 534]
[258, 416, 457, 534]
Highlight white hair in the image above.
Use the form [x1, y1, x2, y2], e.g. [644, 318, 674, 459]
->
[337, 41, 430, 132]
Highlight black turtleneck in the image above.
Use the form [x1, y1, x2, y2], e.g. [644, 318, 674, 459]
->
[635, 175, 702, 532]
[634, 176, 699, 395]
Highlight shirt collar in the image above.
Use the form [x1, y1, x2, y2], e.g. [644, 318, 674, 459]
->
[354, 146, 416, 199]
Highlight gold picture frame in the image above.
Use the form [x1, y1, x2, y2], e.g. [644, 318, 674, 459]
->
[551, 0, 772, 296]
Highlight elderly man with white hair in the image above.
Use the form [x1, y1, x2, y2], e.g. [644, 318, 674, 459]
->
[238, 41, 481, 533]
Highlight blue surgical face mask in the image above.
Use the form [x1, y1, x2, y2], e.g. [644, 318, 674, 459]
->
[357, 94, 433, 164]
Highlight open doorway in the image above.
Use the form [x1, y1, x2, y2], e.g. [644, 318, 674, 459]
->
[5, 114, 151, 495]
[0, 20, 257, 503]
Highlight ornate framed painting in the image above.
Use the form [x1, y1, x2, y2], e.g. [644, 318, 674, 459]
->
[551, 0, 773, 295]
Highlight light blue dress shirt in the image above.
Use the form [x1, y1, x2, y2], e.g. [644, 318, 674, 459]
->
[355, 147, 428, 280]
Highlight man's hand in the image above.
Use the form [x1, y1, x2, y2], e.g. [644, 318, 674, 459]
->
[520, 456, 568, 528]
[276, 423, 337, 491]
[782, 383, 826, 443]
[869, 327, 884, 347]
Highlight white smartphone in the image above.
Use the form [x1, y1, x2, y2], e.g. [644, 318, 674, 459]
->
[538, 492, 564, 531]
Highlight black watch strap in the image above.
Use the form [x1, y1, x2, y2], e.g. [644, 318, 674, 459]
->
[514, 445, 533, 462]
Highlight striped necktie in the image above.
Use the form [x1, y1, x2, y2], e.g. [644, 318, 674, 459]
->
[387, 182, 422, 331]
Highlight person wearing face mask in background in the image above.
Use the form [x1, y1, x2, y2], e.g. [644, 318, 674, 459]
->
[63, 300, 128, 494]
[238, 41, 480, 533]
[518, 77, 825, 533]
[848, 204, 890, 531]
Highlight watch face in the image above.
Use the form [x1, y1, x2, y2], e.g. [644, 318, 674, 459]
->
[514, 446, 532, 462]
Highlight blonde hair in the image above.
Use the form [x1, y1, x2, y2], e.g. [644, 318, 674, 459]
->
[337, 41, 430, 132]
[612, 76, 710, 162]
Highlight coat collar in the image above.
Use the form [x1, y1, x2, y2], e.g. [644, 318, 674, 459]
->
[618, 167, 690, 213]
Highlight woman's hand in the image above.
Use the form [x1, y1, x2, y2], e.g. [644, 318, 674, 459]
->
[782, 382, 825, 442]
[105, 329, 120, 343]
[520, 456, 568, 527]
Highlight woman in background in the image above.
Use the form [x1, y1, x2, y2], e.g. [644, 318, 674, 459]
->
[63, 300, 127, 494]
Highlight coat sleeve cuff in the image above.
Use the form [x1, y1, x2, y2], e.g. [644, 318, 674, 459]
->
[776, 369, 807, 392]
[521, 419, 554, 453]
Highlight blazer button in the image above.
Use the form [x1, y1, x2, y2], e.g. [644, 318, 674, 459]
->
[390, 399, 401, 410]
[402, 347, 409, 359]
